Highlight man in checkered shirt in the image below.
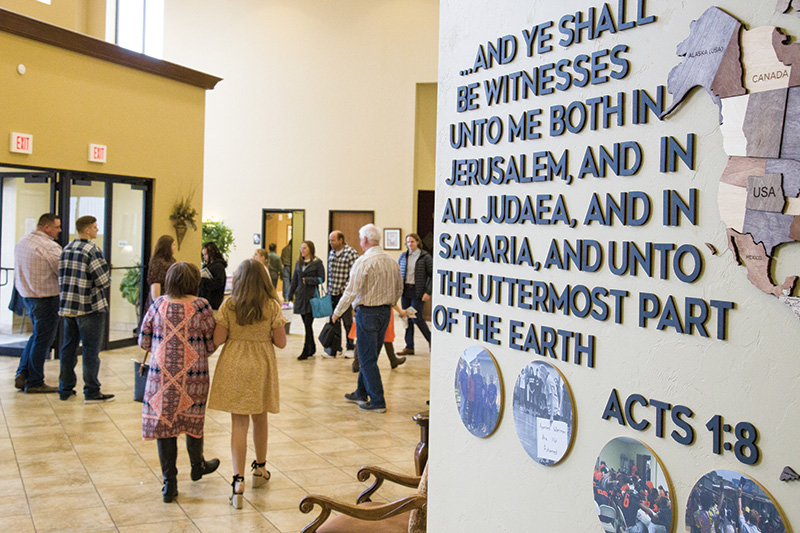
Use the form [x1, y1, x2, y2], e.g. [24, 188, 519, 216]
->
[327, 230, 359, 357]
[57, 215, 114, 403]
[13, 213, 63, 393]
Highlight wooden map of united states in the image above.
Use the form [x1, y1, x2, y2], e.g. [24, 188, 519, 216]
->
[662, 6, 800, 318]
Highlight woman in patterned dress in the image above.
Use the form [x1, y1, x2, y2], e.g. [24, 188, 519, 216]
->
[208, 259, 286, 509]
[138, 262, 220, 503]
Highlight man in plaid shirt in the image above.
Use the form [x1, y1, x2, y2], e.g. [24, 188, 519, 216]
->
[327, 231, 359, 357]
[13, 213, 63, 393]
[57, 215, 114, 403]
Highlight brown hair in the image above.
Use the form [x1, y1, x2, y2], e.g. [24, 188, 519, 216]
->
[407, 233, 421, 244]
[254, 248, 269, 262]
[298, 240, 316, 263]
[152, 235, 175, 263]
[164, 262, 201, 298]
[75, 215, 96, 234]
[37, 213, 59, 227]
[229, 259, 280, 326]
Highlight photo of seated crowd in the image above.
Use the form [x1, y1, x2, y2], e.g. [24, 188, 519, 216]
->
[593, 437, 674, 533]
[454, 346, 502, 438]
[512, 360, 574, 465]
[684, 469, 786, 533]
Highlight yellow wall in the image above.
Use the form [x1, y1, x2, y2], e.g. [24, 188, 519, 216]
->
[0, 30, 208, 264]
[0, 0, 105, 37]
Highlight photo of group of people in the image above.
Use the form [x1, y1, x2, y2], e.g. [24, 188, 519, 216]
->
[685, 470, 786, 532]
[593, 437, 674, 533]
[454, 346, 503, 438]
[512, 360, 574, 465]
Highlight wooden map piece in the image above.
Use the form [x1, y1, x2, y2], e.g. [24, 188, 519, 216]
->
[772, 27, 800, 87]
[742, 208, 797, 254]
[720, 156, 766, 186]
[720, 95, 750, 156]
[746, 174, 785, 211]
[711, 27, 746, 99]
[780, 466, 800, 481]
[718, 182, 748, 232]
[789, 213, 800, 239]
[777, 0, 792, 13]
[726, 228, 798, 296]
[743, 88, 788, 157]
[742, 26, 792, 93]
[780, 86, 800, 159]
[662, 7, 741, 118]
[765, 157, 800, 196]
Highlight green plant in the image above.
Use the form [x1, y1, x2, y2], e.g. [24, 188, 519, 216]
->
[202, 219, 236, 261]
[119, 263, 142, 308]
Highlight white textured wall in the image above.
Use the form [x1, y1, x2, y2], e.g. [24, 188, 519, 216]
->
[433, 1, 800, 530]
[161, 0, 439, 267]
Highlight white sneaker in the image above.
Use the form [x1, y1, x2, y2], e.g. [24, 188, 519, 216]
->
[343, 349, 355, 359]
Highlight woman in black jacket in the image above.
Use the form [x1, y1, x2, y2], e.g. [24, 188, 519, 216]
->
[199, 242, 227, 310]
[397, 233, 432, 355]
[288, 240, 325, 360]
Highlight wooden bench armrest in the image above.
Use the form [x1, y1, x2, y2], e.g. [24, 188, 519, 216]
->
[299, 494, 427, 533]
[356, 465, 421, 503]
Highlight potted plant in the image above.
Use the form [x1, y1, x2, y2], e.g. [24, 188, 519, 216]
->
[202, 219, 236, 261]
[169, 192, 198, 250]
[119, 263, 142, 327]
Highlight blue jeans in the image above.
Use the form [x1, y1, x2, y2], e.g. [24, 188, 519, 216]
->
[282, 265, 291, 300]
[59, 312, 106, 398]
[402, 285, 431, 350]
[355, 305, 390, 407]
[16, 296, 60, 387]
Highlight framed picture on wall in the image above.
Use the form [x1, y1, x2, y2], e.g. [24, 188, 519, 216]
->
[384, 228, 402, 250]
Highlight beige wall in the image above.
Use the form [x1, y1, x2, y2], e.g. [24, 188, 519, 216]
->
[161, 0, 439, 267]
[0, 30, 208, 264]
[0, 0, 105, 37]
[413, 82, 437, 226]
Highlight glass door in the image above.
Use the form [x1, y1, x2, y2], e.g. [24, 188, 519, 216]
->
[0, 171, 57, 356]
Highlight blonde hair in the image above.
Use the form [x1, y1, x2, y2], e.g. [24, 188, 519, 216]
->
[229, 259, 280, 326]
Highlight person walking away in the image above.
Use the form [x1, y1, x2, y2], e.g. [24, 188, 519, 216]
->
[326, 231, 358, 357]
[280, 240, 292, 301]
[138, 262, 219, 503]
[396, 233, 432, 355]
[267, 243, 283, 290]
[57, 215, 114, 403]
[332, 224, 403, 412]
[208, 259, 287, 509]
[146, 235, 176, 309]
[288, 240, 324, 360]
[13, 213, 62, 393]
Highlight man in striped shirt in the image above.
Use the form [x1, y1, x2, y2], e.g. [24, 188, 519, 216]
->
[57, 215, 114, 403]
[13, 213, 63, 393]
[333, 224, 403, 412]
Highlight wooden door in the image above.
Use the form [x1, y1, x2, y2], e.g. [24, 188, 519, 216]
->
[329, 211, 374, 254]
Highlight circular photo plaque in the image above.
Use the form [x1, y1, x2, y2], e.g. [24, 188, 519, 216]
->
[512, 360, 575, 465]
[685, 470, 787, 532]
[593, 437, 674, 533]
[454, 346, 503, 438]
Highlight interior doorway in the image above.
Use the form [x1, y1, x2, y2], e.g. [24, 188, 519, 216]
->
[0, 165, 152, 356]
[329, 211, 374, 255]
[262, 209, 305, 297]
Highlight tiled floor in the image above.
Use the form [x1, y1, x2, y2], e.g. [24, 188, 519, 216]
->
[0, 318, 430, 532]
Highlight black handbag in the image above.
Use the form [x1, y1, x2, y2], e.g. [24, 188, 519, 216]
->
[318, 320, 340, 349]
[133, 352, 150, 402]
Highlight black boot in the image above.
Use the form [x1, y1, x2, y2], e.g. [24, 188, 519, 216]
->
[186, 435, 220, 481]
[157, 437, 179, 503]
[385, 342, 406, 369]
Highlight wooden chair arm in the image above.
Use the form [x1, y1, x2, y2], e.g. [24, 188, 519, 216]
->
[299, 494, 427, 533]
[356, 466, 421, 504]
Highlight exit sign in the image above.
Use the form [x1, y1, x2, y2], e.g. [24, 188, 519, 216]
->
[89, 143, 107, 163]
[10, 132, 32, 154]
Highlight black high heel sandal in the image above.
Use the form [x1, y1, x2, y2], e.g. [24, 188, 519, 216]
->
[230, 475, 244, 509]
[251, 460, 271, 488]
